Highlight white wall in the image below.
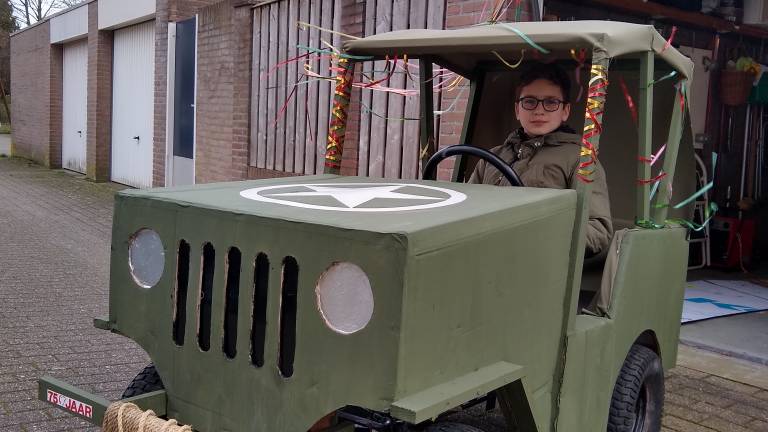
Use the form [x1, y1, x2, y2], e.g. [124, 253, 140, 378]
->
[98, 0, 156, 30]
[50, 4, 88, 44]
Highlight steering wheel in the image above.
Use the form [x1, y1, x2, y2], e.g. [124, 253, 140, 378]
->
[422, 145, 524, 187]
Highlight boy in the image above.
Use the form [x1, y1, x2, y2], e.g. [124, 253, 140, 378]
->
[468, 62, 613, 256]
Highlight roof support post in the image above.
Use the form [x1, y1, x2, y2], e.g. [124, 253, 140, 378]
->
[651, 80, 687, 222]
[554, 50, 610, 431]
[419, 59, 436, 176]
[637, 52, 654, 222]
[451, 72, 484, 182]
[324, 57, 356, 175]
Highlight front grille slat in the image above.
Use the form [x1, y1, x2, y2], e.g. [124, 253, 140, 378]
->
[198, 243, 216, 352]
[251, 253, 269, 368]
[173, 240, 190, 346]
[223, 247, 241, 359]
[278, 256, 299, 378]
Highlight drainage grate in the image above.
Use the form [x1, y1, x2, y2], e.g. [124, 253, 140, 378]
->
[251, 253, 269, 367]
[173, 240, 190, 346]
[198, 242, 215, 352]
[278, 256, 299, 378]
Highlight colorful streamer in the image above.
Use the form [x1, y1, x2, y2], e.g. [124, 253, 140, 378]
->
[662, 26, 677, 53]
[578, 63, 608, 183]
[324, 57, 355, 174]
[648, 70, 677, 87]
[493, 23, 551, 54]
[618, 76, 638, 126]
[492, 49, 525, 69]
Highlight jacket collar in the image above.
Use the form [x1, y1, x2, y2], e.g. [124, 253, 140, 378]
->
[504, 126, 581, 155]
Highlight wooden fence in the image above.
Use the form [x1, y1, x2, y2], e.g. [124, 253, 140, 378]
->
[250, 0, 446, 178]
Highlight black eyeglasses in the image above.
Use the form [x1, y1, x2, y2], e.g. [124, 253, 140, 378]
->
[517, 97, 566, 112]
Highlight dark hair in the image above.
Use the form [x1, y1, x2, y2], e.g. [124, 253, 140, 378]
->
[515, 62, 571, 103]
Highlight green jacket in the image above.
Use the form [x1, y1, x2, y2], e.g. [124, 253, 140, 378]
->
[468, 128, 613, 255]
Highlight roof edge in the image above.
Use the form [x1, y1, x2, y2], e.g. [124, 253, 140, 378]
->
[11, 0, 96, 38]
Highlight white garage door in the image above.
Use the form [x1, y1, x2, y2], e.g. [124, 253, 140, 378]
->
[111, 20, 155, 188]
[62, 39, 88, 173]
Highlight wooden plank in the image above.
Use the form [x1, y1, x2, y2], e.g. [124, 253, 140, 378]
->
[356, 0, 377, 176]
[314, 0, 334, 173]
[275, 1, 289, 171]
[250, 7, 262, 167]
[305, 0, 321, 174]
[284, 0, 298, 173]
[382, 0, 408, 179]
[418, 60, 435, 179]
[368, 0, 393, 178]
[266, 3, 279, 170]
[257, 8, 270, 168]
[294, 0, 310, 173]
[401, 0, 428, 180]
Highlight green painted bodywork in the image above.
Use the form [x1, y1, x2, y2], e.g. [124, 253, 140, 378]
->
[108, 176, 577, 431]
[38, 21, 693, 432]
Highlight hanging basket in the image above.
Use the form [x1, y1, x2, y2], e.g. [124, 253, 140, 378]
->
[720, 70, 754, 106]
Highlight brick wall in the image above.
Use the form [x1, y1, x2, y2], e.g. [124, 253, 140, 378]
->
[195, 2, 235, 184]
[49, 44, 62, 168]
[10, 22, 52, 164]
[153, 0, 223, 186]
[86, 1, 113, 181]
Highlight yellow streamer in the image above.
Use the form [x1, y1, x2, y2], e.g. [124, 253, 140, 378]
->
[297, 20, 360, 40]
[492, 49, 525, 69]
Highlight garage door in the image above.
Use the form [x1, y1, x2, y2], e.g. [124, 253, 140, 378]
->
[61, 39, 88, 173]
[111, 20, 155, 188]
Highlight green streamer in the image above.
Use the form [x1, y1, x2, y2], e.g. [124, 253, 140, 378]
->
[648, 70, 677, 87]
[297, 45, 374, 60]
[492, 23, 551, 54]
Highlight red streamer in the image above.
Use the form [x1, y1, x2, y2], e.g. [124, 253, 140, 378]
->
[662, 26, 677, 53]
[637, 172, 667, 185]
[618, 76, 638, 126]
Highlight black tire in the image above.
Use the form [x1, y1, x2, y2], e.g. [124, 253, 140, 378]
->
[607, 344, 664, 432]
[121, 363, 165, 399]
[423, 422, 486, 432]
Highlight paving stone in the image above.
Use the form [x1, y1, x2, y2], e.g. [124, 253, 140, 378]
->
[663, 415, 719, 431]
[747, 419, 768, 432]
[701, 417, 753, 432]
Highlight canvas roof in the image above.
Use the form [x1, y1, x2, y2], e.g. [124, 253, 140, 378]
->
[344, 21, 694, 79]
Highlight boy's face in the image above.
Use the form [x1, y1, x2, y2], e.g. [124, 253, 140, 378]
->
[515, 78, 571, 136]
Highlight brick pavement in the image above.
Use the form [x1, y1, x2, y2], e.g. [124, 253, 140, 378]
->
[0, 157, 147, 431]
[0, 156, 767, 431]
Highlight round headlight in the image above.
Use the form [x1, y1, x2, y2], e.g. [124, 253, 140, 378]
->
[128, 228, 165, 288]
[315, 262, 374, 335]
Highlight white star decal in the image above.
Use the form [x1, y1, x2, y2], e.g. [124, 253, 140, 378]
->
[266, 185, 441, 208]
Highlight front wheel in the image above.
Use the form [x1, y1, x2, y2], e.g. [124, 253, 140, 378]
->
[121, 363, 165, 399]
[607, 344, 664, 432]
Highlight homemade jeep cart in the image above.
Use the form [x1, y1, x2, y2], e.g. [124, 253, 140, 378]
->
[40, 21, 696, 432]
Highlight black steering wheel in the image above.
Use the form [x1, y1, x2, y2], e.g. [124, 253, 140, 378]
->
[422, 145, 524, 187]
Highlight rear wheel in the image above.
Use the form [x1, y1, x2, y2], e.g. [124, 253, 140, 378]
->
[121, 363, 165, 399]
[607, 344, 664, 432]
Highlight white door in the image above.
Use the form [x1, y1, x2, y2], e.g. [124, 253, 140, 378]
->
[111, 20, 155, 188]
[62, 39, 88, 173]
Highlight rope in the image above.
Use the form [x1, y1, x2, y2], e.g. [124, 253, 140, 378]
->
[103, 402, 193, 432]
